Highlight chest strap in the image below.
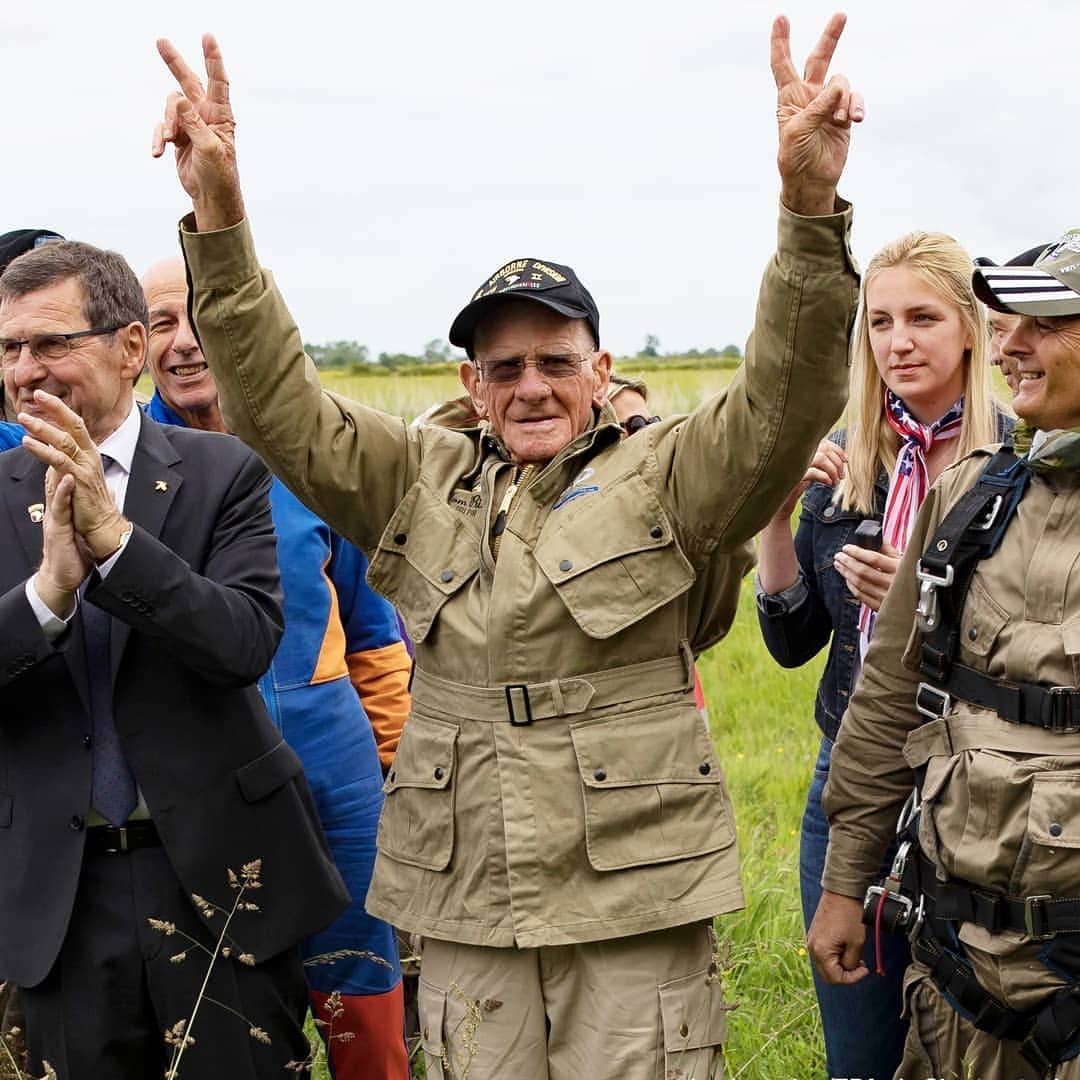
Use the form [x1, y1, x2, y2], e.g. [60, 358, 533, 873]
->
[917, 446, 1030, 685]
[916, 662, 1080, 733]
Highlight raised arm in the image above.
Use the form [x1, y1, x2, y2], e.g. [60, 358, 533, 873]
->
[661, 15, 862, 549]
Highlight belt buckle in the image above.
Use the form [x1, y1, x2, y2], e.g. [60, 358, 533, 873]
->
[1046, 686, 1080, 733]
[100, 825, 129, 855]
[916, 682, 951, 721]
[971, 493, 1004, 532]
[1024, 894, 1054, 940]
[504, 684, 533, 726]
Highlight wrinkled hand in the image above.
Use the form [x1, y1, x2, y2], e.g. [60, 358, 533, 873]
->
[18, 390, 128, 560]
[34, 467, 92, 616]
[807, 890, 868, 985]
[772, 437, 846, 522]
[771, 14, 864, 215]
[153, 33, 245, 231]
[834, 538, 900, 612]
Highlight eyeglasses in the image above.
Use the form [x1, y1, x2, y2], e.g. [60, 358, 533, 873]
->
[0, 325, 127, 369]
[477, 351, 592, 385]
[621, 414, 661, 436]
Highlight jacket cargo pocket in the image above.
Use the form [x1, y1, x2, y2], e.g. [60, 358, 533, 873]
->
[660, 969, 727, 1080]
[1016, 772, 1080, 899]
[417, 978, 448, 1080]
[536, 473, 695, 639]
[377, 715, 458, 871]
[367, 483, 479, 643]
[959, 575, 1009, 661]
[570, 704, 734, 871]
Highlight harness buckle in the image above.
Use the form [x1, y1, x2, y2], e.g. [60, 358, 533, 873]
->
[504, 684, 534, 726]
[1045, 687, 1080, 734]
[1024, 894, 1054, 940]
[971, 493, 1004, 532]
[916, 682, 951, 721]
[915, 562, 953, 631]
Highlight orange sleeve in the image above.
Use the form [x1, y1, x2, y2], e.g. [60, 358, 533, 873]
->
[346, 640, 412, 772]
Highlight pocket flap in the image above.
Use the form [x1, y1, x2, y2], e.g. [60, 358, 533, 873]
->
[1028, 773, 1080, 849]
[960, 575, 1009, 659]
[536, 474, 695, 639]
[383, 715, 458, 793]
[1062, 614, 1080, 658]
[659, 969, 728, 1053]
[235, 740, 303, 803]
[418, 978, 448, 1065]
[368, 483, 480, 643]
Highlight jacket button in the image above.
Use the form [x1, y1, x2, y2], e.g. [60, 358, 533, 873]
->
[83, 734, 93, 749]
[434, 767, 445, 781]
[593, 768, 607, 782]
[699, 762, 711, 776]
[679, 1022, 689, 1038]
[650, 526, 663, 539]
[823, 507, 835, 518]
[394, 533, 407, 545]
[388, 771, 396, 783]
[560, 560, 573, 572]
[1051, 823, 1064, 837]
[440, 570, 454, 583]
[69, 814, 85, 831]
[968, 628, 978, 641]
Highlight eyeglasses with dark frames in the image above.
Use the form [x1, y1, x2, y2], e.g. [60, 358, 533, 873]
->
[0, 324, 128, 369]
[621, 414, 661, 436]
[477, 351, 592, 385]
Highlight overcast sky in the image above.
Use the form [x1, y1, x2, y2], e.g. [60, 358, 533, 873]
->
[5, 0, 1075, 357]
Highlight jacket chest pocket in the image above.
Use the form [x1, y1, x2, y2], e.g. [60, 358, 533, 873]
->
[367, 483, 480, 643]
[569, 703, 735, 871]
[377, 714, 458, 871]
[959, 575, 1009, 662]
[535, 473, 695, 639]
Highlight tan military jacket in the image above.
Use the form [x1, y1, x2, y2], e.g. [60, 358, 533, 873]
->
[181, 206, 858, 948]
[824, 449, 1080, 1002]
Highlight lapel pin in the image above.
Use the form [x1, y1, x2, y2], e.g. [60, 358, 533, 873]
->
[154, 480, 168, 492]
[27, 503, 44, 523]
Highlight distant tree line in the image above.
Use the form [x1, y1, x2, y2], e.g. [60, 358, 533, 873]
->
[304, 335, 743, 371]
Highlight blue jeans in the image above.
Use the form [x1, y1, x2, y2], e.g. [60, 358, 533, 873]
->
[801, 736, 910, 1079]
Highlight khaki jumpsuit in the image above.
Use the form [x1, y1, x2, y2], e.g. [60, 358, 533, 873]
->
[181, 204, 859, 1079]
[825, 449, 1080, 1079]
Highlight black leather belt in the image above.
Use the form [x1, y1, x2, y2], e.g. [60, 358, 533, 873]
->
[917, 663, 1080, 733]
[85, 821, 161, 855]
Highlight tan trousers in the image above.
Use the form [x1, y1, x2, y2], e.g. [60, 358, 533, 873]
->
[898, 963, 1080, 1080]
[417, 921, 726, 1080]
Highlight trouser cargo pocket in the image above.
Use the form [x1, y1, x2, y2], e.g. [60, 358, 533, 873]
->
[659, 968, 726, 1079]
[418, 977, 448, 1080]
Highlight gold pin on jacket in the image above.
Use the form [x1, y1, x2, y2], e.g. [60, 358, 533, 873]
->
[27, 503, 44, 523]
[154, 480, 168, 492]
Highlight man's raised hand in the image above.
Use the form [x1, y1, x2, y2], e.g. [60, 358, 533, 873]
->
[771, 13, 864, 216]
[153, 34, 245, 231]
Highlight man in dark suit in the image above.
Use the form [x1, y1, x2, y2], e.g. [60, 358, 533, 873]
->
[0, 239, 348, 1078]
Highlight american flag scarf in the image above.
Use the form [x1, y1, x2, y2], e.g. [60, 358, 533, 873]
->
[858, 390, 965, 657]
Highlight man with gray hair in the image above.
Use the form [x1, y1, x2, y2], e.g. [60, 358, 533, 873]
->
[0, 239, 347, 1078]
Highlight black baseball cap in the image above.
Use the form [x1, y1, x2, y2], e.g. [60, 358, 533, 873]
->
[973, 236, 1080, 316]
[449, 257, 600, 353]
[0, 229, 64, 275]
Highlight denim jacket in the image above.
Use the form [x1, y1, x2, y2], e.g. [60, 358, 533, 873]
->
[757, 414, 1013, 740]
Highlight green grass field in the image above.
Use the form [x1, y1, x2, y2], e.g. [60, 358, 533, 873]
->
[290, 366, 828, 1079]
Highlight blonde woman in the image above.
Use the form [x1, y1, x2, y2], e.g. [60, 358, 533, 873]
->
[755, 232, 1010, 1079]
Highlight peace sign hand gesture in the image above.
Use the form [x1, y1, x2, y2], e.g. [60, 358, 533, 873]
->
[771, 14, 864, 217]
[152, 34, 246, 232]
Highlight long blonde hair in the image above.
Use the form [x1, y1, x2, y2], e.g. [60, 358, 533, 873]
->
[839, 231, 997, 514]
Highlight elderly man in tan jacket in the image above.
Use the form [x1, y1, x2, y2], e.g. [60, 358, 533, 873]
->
[153, 16, 862, 1079]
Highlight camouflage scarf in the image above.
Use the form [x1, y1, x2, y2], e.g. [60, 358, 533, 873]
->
[1013, 420, 1080, 473]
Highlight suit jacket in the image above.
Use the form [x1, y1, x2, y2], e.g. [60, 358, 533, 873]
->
[0, 412, 349, 987]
